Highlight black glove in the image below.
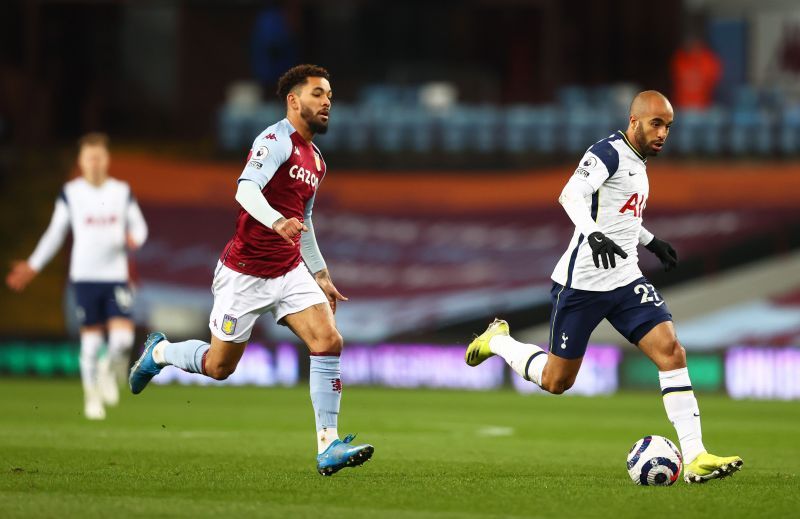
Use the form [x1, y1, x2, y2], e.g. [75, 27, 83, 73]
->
[645, 237, 678, 271]
[587, 232, 628, 269]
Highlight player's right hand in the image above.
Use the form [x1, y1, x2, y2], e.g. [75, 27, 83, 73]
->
[272, 217, 308, 245]
[587, 232, 628, 269]
[6, 261, 37, 292]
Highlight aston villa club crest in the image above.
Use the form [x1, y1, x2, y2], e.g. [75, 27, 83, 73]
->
[221, 314, 238, 335]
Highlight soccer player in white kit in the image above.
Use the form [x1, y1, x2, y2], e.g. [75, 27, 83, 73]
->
[6, 133, 148, 420]
[128, 64, 374, 476]
[465, 91, 743, 483]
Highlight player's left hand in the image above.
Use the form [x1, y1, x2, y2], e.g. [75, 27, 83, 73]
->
[645, 237, 678, 271]
[314, 269, 348, 314]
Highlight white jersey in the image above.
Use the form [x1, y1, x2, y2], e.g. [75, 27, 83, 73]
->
[28, 177, 148, 282]
[552, 131, 649, 291]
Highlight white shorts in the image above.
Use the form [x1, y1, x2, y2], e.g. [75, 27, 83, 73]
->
[208, 261, 328, 343]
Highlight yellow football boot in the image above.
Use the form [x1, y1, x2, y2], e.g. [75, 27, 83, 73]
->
[465, 319, 509, 367]
[684, 452, 743, 483]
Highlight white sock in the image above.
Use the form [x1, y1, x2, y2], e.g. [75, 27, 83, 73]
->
[489, 335, 548, 386]
[79, 331, 104, 400]
[317, 427, 339, 454]
[108, 327, 135, 382]
[659, 368, 706, 463]
[152, 340, 170, 366]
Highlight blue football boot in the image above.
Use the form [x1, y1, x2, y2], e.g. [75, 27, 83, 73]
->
[129, 332, 167, 395]
[316, 434, 374, 476]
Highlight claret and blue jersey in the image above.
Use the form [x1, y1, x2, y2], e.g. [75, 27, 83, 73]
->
[220, 118, 326, 279]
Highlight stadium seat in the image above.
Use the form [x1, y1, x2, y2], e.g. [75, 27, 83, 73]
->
[672, 109, 698, 154]
[779, 105, 800, 155]
[215, 83, 798, 158]
[701, 107, 726, 155]
[729, 87, 771, 155]
[503, 105, 538, 153]
[564, 108, 615, 154]
[375, 107, 435, 152]
[557, 85, 590, 110]
[442, 106, 501, 153]
[333, 104, 371, 152]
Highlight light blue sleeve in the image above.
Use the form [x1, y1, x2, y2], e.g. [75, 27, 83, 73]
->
[300, 193, 327, 274]
[238, 128, 292, 189]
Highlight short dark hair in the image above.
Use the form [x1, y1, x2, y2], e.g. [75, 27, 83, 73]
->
[78, 132, 109, 150]
[276, 64, 330, 100]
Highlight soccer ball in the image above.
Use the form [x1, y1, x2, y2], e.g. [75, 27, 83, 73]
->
[626, 435, 683, 486]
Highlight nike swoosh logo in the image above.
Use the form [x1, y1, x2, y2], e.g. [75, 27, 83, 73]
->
[593, 236, 603, 242]
[628, 172, 637, 176]
[693, 413, 700, 417]
[654, 301, 665, 307]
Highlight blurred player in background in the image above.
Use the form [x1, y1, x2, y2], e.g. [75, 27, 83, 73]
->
[128, 64, 374, 476]
[6, 133, 148, 420]
[466, 91, 743, 483]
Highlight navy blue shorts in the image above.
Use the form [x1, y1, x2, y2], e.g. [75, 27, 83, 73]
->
[548, 277, 672, 359]
[72, 282, 134, 326]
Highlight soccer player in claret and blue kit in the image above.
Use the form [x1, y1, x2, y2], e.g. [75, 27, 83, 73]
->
[466, 91, 743, 484]
[129, 64, 374, 476]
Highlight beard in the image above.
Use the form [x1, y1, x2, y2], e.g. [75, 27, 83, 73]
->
[635, 123, 652, 156]
[301, 104, 328, 135]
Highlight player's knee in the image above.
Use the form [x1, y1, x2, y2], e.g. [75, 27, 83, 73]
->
[543, 380, 567, 395]
[540, 373, 574, 395]
[668, 340, 686, 367]
[655, 337, 685, 371]
[310, 330, 343, 355]
[205, 362, 236, 380]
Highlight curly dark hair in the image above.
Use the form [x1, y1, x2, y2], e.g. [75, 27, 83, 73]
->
[276, 64, 330, 100]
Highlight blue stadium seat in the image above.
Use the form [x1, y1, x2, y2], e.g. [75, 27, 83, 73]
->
[408, 109, 437, 153]
[249, 104, 283, 139]
[318, 102, 350, 152]
[442, 106, 501, 153]
[358, 84, 398, 107]
[557, 85, 590, 110]
[503, 105, 559, 153]
[673, 109, 701, 154]
[564, 108, 615, 154]
[729, 87, 771, 155]
[217, 83, 800, 158]
[701, 107, 726, 155]
[472, 106, 501, 153]
[218, 106, 249, 151]
[374, 107, 435, 152]
[779, 105, 800, 155]
[730, 108, 771, 155]
[529, 106, 559, 153]
[503, 105, 537, 153]
[218, 103, 283, 151]
[328, 104, 371, 152]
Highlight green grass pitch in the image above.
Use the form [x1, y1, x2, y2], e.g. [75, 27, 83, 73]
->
[1, 379, 798, 518]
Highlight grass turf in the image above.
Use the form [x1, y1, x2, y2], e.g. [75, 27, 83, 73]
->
[1, 379, 798, 518]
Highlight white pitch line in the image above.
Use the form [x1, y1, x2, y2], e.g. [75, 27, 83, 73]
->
[476, 426, 514, 437]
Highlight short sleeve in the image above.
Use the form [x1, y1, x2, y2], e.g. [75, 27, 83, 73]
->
[571, 140, 619, 192]
[238, 129, 292, 189]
